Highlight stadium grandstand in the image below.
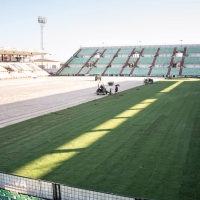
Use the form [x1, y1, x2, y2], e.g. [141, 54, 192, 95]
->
[0, 47, 49, 79]
[57, 44, 200, 78]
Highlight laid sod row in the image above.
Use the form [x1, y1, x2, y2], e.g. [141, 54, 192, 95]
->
[0, 78, 200, 200]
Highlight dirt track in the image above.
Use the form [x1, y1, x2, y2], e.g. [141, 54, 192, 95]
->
[0, 76, 163, 128]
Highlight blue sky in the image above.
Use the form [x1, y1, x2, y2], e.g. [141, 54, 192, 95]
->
[0, 0, 200, 62]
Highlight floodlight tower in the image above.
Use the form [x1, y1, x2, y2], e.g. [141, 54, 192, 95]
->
[38, 16, 47, 60]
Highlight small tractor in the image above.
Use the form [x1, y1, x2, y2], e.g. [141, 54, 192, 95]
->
[144, 78, 154, 85]
[96, 82, 109, 95]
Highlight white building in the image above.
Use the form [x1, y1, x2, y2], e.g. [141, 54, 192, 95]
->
[34, 59, 61, 74]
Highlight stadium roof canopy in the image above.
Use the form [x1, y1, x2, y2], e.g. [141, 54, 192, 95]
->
[0, 47, 47, 56]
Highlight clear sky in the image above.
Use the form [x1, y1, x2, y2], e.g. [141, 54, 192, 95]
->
[0, 0, 200, 62]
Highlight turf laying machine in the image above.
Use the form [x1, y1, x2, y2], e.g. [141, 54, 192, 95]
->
[96, 82, 110, 95]
[144, 77, 154, 85]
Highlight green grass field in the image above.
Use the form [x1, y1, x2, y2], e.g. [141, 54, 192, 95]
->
[0, 78, 200, 200]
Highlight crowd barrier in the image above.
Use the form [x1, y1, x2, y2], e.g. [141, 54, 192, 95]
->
[0, 172, 149, 200]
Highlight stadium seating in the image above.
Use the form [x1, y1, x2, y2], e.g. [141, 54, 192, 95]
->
[77, 48, 97, 56]
[143, 47, 158, 55]
[151, 67, 168, 76]
[89, 67, 105, 75]
[159, 47, 174, 55]
[0, 188, 44, 200]
[173, 57, 182, 63]
[105, 66, 121, 75]
[104, 48, 119, 55]
[122, 67, 132, 75]
[112, 57, 127, 65]
[176, 46, 184, 52]
[132, 67, 149, 76]
[59, 67, 81, 75]
[184, 57, 200, 67]
[128, 57, 138, 63]
[89, 57, 98, 63]
[96, 48, 106, 53]
[118, 47, 133, 55]
[154, 57, 171, 66]
[0, 64, 12, 79]
[95, 57, 112, 67]
[0, 62, 48, 79]
[134, 47, 143, 52]
[170, 67, 180, 76]
[186, 46, 200, 54]
[182, 68, 200, 76]
[57, 45, 200, 77]
[79, 67, 89, 75]
[69, 58, 88, 66]
[137, 57, 154, 65]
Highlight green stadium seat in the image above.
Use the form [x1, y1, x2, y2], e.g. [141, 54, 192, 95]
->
[89, 57, 98, 63]
[0, 191, 4, 196]
[170, 68, 180, 76]
[132, 67, 149, 76]
[112, 57, 127, 64]
[69, 58, 88, 65]
[0, 190, 10, 196]
[19, 194, 31, 200]
[118, 48, 133, 55]
[159, 47, 174, 55]
[137, 57, 154, 65]
[135, 47, 142, 52]
[77, 48, 97, 56]
[129, 57, 138, 63]
[155, 57, 171, 66]
[96, 57, 112, 65]
[96, 48, 106, 53]
[104, 48, 119, 54]
[90, 67, 105, 75]
[30, 196, 41, 200]
[80, 67, 89, 75]
[176, 46, 184, 52]
[122, 67, 132, 75]
[9, 191, 20, 197]
[186, 46, 200, 54]
[184, 57, 200, 64]
[182, 68, 200, 76]
[105, 67, 121, 75]
[0, 195, 9, 200]
[143, 47, 158, 55]
[60, 67, 81, 75]
[173, 57, 182, 63]
[151, 67, 168, 76]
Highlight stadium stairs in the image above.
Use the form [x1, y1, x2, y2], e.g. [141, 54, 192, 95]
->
[130, 48, 144, 75]
[94, 49, 107, 66]
[179, 47, 187, 76]
[120, 48, 136, 75]
[148, 48, 160, 76]
[57, 48, 81, 75]
[77, 49, 99, 75]
[102, 49, 121, 75]
[167, 66, 172, 77]
[147, 66, 153, 76]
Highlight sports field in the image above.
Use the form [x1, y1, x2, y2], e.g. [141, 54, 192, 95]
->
[0, 77, 199, 200]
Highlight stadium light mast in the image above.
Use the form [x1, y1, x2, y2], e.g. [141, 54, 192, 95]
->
[38, 16, 47, 60]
